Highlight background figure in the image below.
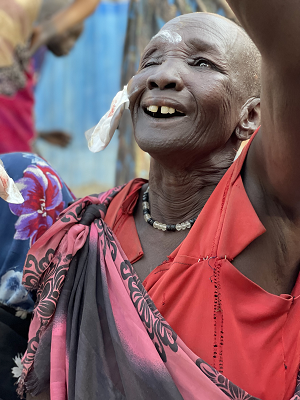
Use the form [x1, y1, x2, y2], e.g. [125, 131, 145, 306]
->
[0, 0, 41, 154]
[34, 2, 129, 197]
[0, 0, 100, 154]
[116, 0, 237, 185]
[0, 152, 75, 400]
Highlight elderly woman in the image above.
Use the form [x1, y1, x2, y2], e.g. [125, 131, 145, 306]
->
[117, 0, 238, 184]
[18, 3, 300, 399]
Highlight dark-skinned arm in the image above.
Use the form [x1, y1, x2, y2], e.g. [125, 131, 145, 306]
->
[226, 0, 300, 208]
[30, 0, 100, 55]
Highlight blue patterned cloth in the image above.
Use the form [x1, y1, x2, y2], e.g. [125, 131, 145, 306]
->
[0, 152, 75, 312]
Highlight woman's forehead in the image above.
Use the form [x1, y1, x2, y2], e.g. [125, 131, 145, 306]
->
[152, 30, 183, 46]
[155, 13, 240, 46]
[143, 18, 235, 61]
[164, 12, 239, 32]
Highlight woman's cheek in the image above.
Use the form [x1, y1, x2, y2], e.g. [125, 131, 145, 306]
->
[128, 77, 147, 113]
[128, 75, 143, 98]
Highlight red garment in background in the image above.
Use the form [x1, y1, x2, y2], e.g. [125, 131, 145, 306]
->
[0, 65, 35, 154]
[104, 136, 300, 400]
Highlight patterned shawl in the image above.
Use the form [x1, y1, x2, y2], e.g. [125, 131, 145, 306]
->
[18, 187, 300, 399]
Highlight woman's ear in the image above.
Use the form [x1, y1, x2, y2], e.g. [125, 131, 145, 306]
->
[235, 97, 261, 140]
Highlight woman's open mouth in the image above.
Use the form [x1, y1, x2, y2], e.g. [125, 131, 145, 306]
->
[144, 105, 186, 119]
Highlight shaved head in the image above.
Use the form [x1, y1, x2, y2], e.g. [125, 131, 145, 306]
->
[131, 11, 262, 163]
[160, 12, 261, 102]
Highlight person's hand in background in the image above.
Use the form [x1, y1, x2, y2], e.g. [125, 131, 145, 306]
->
[28, 0, 100, 56]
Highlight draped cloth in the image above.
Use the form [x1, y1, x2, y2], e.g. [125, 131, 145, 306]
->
[19, 185, 281, 400]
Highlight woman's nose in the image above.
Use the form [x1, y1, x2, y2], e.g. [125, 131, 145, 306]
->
[146, 63, 184, 91]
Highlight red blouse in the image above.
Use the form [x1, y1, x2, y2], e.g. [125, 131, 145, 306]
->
[104, 143, 300, 400]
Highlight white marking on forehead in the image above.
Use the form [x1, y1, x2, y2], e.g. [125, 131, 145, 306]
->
[153, 30, 182, 44]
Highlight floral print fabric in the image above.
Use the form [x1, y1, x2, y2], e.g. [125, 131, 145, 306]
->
[0, 152, 75, 312]
[10, 162, 66, 246]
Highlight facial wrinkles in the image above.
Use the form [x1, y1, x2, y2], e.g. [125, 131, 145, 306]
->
[130, 15, 252, 172]
[190, 75, 234, 149]
[133, 57, 227, 131]
[186, 24, 241, 112]
[140, 38, 189, 71]
[143, 21, 230, 72]
[166, 25, 231, 75]
[132, 20, 236, 138]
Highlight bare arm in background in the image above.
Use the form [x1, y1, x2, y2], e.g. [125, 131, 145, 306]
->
[30, 0, 101, 55]
[226, 0, 300, 209]
[216, 0, 237, 22]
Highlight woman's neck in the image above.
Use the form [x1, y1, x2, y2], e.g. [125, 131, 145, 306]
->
[147, 154, 232, 224]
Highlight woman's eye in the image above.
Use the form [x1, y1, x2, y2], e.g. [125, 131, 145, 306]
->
[143, 61, 158, 68]
[196, 60, 212, 68]
[199, 62, 210, 67]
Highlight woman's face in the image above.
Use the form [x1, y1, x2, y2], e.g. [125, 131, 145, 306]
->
[128, 14, 245, 166]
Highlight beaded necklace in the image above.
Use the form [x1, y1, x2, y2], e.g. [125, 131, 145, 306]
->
[142, 187, 198, 231]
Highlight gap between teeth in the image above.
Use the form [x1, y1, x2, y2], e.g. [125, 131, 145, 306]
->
[147, 105, 183, 114]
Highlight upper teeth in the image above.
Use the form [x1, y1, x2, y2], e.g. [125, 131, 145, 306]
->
[148, 105, 159, 112]
[147, 105, 182, 114]
[161, 106, 175, 114]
